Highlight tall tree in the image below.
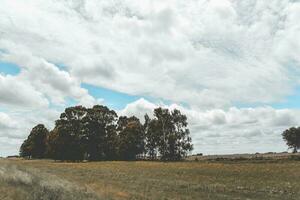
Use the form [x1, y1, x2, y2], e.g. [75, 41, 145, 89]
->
[170, 109, 193, 160]
[47, 105, 118, 161]
[117, 116, 145, 160]
[282, 127, 300, 153]
[144, 114, 160, 160]
[47, 106, 88, 161]
[19, 124, 49, 158]
[149, 107, 193, 161]
[84, 105, 118, 160]
[21, 105, 193, 162]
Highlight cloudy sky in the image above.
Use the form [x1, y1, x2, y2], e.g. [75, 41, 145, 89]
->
[1, 0, 300, 157]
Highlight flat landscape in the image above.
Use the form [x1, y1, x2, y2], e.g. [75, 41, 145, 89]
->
[1, 157, 300, 200]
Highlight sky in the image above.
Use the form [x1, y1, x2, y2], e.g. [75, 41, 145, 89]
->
[0, 0, 300, 157]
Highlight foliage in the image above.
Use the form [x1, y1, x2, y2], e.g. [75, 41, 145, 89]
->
[20, 105, 193, 161]
[144, 108, 193, 161]
[282, 127, 300, 153]
[144, 114, 160, 160]
[47, 106, 87, 161]
[19, 124, 49, 159]
[84, 105, 118, 161]
[117, 116, 145, 160]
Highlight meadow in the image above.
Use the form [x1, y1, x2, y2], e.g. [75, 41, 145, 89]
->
[1, 158, 300, 200]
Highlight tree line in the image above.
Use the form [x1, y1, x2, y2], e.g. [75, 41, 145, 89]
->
[20, 105, 193, 161]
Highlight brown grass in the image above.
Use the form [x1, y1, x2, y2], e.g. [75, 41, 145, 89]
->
[0, 159, 100, 200]
[1, 158, 300, 199]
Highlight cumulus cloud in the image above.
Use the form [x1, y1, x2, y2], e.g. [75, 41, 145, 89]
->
[0, 0, 299, 108]
[120, 98, 300, 154]
[0, 74, 49, 108]
[0, 0, 300, 156]
[0, 52, 100, 107]
[118, 98, 156, 120]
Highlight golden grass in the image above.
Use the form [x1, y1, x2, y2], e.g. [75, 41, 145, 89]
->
[1, 158, 300, 199]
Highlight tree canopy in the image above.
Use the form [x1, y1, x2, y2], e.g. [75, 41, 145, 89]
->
[20, 105, 193, 161]
[282, 127, 300, 153]
[144, 108, 193, 161]
[20, 124, 49, 159]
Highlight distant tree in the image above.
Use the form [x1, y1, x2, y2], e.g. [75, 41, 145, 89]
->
[45, 128, 60, 160]
[282, 127, 300, 153]
[47, 106, 87, 161]
[20, 105, 193, 162]
[150, 108, 193, 161]
[47, 105, 118, 161]
[84, 105, 118, 161]
[19, 124, 49, 158]
[19, 139, 31, 158]
[144, 114, 160, 160]
[117, 116, 145, 160]
[170, 109, 193, 159]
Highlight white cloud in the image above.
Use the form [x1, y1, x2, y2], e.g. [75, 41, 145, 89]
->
[0, 112, 16, 130]
[118, 98, 156, 120]
[0, 0, 299, 108]
[0, 74, 49, 108]
[0, 52, 99, 107]
[120, 98, 300, 154]
[0, 0, 300, 156]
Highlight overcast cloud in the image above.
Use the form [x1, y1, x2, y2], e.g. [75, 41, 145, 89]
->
[0, 0, 300, 156]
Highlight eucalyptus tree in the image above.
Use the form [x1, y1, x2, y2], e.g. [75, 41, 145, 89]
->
[47, 106, 88, 161]
[145, 108, 193, 161]
[117, 116, 145, 160]
[20, 124, 49, 159]
[85, 105, 118, 160]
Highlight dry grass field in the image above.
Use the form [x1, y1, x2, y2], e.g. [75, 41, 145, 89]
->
[1, 158, 300, 200]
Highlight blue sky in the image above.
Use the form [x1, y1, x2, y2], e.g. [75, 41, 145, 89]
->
[271, 86, 300, 109]
[81, 83, 141, 110]
[0, 61, 20, 75]
[234, 87, 300, 110]
[1, 61, 300, 110]
[0, 61, 180, 110]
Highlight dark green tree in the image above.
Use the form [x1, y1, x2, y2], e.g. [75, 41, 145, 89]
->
[19, 124, 49, 158]
[282, 127, 300, 153]
[19, 139, 31, 158]
[47, 106, 88, 161]
[117, 116, 145, 160]
[21, 105, 193, 162]
[84, 105, 118, 161]
[47, 105, 118, 161]
[46, 128, 60, 160]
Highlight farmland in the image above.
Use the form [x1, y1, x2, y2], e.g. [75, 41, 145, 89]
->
[1, 158, 300, 200]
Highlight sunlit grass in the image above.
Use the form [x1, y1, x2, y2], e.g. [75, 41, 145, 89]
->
[0, 159, 100, 200]
[1, 158, 300, 199]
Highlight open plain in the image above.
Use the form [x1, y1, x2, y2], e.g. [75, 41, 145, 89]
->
[1, 157, 300, 200]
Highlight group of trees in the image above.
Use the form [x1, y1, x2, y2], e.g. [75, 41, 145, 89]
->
[20, 105, 193, 161]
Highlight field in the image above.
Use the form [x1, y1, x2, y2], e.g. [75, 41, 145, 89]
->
[1, 158, 300, 200]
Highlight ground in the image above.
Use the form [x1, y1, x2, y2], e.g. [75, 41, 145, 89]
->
[0, 158, 300, 200]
